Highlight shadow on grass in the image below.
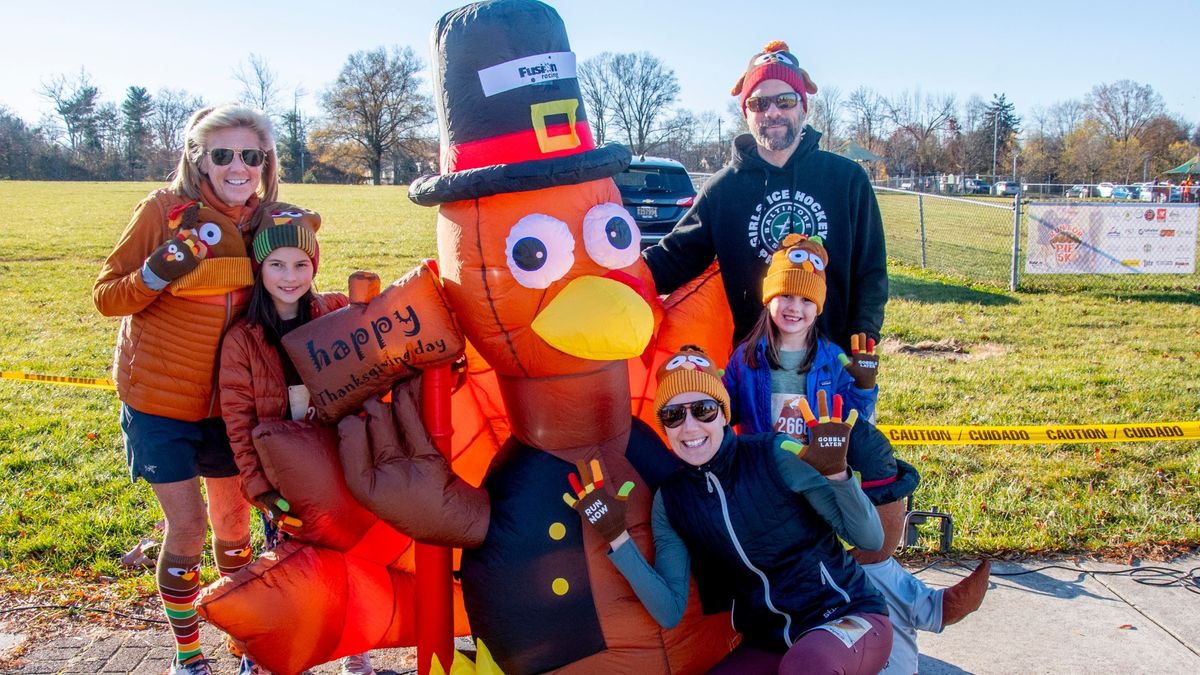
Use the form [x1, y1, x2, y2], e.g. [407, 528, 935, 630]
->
[1019, 285, 1200, 305]
[890, 275, 1018, 306]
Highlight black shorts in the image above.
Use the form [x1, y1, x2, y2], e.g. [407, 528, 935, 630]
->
[120, 404, 239, 483]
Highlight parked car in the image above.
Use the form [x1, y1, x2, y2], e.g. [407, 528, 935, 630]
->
[1110, 185, 1135, 200]
[615, 156, 696, 248]
[963, 178, 991, 194]
[1066, 184, 1090, 198]
[1132, 181, 1155, 202]
[1095, 182, 1116, 198]
[994, 180, 1020, 197]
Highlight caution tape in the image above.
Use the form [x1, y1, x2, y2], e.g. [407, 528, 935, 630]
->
[1, 371, 116, 390]
[877, 422, 1200, 445]
[3, 370, 1199, 444]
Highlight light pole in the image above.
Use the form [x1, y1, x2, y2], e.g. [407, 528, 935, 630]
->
[991, 113, 999, 179]
[1012, 151, 1019, 181]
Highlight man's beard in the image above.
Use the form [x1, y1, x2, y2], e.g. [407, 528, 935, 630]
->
[752, 115, 804, 151]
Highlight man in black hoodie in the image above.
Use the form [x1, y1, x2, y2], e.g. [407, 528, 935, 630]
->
[642, 41, 887, 352]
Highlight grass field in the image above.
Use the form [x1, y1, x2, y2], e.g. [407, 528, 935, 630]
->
[0, 181, 1197, 595]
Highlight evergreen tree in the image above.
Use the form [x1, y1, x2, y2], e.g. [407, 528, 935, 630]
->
[121, 86, 153, 178]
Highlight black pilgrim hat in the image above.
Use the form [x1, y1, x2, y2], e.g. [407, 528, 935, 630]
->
[408, 0, 631, 206]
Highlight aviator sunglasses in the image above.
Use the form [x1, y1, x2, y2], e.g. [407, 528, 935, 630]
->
[744, 92, 801, 113]
[658, 398, 722, 429]
[207, 147, 267, 167]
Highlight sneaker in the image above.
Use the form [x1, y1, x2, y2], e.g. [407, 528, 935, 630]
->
[166, 657, 214, 675]
[239, 655, 275, 675]
[340, 652, 376, 675]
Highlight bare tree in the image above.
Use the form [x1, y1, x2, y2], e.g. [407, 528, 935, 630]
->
[320, 46, 433, 185]
[1046, 99, 1086, 140]
[809, 86, 843, 151]
[40, 70, 99, 152]
[884, 89, 956, 174]
[1086, 80, 1165, 143]
[845, 86, 885, 153]
[605, 52, 681, 155]
[151, 88, 205, 155]
[578, 53, 614, 144]
[234, 54, 281, 117]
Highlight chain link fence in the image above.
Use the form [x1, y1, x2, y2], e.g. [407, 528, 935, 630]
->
[876, 187, 1020, 288]
[876, 186, 1200, 292]
[683, 174, 1199, 292]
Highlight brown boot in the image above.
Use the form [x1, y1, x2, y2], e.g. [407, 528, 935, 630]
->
[942, 559, 991, 626]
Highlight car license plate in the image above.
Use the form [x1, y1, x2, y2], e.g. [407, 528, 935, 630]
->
[637, 206, 657, 218]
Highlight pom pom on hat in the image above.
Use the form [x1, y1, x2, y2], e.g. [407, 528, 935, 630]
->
[653, 345, 731, 426]
[730, 40, 818, 113]
[762, 233, 828, 313]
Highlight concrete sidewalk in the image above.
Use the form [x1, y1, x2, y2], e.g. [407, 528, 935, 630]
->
[2, 556, 1197, 674]
[919, 555, 1199, 674]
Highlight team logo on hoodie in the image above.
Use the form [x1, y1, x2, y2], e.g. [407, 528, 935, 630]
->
[747, 188, 828, 262]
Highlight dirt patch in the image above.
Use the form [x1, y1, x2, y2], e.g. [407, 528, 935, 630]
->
[880, 337, 1008, 361]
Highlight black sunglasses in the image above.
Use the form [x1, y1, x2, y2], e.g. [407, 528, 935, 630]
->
[745, 92, 801, 113]
[207, 147, 267, 167]
[658, 398, 721, 429]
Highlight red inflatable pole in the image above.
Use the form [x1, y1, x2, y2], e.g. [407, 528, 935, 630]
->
[418, 365, 454, 673]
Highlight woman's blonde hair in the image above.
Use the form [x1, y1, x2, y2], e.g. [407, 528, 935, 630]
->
[169, 104, 279, 203]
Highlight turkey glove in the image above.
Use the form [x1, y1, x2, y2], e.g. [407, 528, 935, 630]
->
[782, 390, 859, 477]
[254, 489, 303, 536]
[838, 333, 879, 389]
[563, 458, 635, 544]
[146, 230, 206, 283]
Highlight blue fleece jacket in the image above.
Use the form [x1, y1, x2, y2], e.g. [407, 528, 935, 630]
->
[723, 335, 877, 431]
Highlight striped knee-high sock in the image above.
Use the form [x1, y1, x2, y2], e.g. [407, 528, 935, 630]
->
[213, 535, 253, 578]
[157, 550, 204, 666]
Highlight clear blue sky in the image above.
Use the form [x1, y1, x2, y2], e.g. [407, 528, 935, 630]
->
[4, 0, 1195, 133]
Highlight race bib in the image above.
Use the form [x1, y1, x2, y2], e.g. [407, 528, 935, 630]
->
[772, 393, 808, 439]
[811, 614, 873, 648]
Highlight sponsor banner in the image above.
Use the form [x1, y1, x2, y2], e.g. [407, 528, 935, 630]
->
[1, 371, 115, 389]
[1025, 202, 1198, 274]
[477, 51, 576, 97]
[878, 422, 1200, 445]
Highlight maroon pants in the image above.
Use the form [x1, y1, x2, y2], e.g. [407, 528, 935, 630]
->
[708, 613, 893, 675]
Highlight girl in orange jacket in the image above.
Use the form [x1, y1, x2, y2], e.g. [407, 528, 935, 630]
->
[217, 213, 376, 675]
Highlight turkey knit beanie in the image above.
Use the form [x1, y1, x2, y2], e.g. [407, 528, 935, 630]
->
[730, 40, 819, 113]
[762, 233, 827, 314]
[251, 202, 321, 273]
[653, 345, 730, 424]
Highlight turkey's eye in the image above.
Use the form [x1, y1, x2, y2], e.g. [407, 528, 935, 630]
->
[582, 203, 640, 269]
[787, 249, 809, 265]
[809, 255, 825, 271]
[687, 355, 711, 368]
[198, 222, 222, 245]
[505, 213, 575, 289]
[665, 355, 689, 371]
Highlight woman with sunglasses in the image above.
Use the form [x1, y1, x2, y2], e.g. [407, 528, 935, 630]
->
[94, 103, 278, 675]
[572, 345, 892, 674]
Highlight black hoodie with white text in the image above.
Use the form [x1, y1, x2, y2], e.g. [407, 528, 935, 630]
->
[642, 126, 888, 352]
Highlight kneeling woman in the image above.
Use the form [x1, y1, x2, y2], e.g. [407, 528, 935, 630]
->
[582, 346, 893, 674]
